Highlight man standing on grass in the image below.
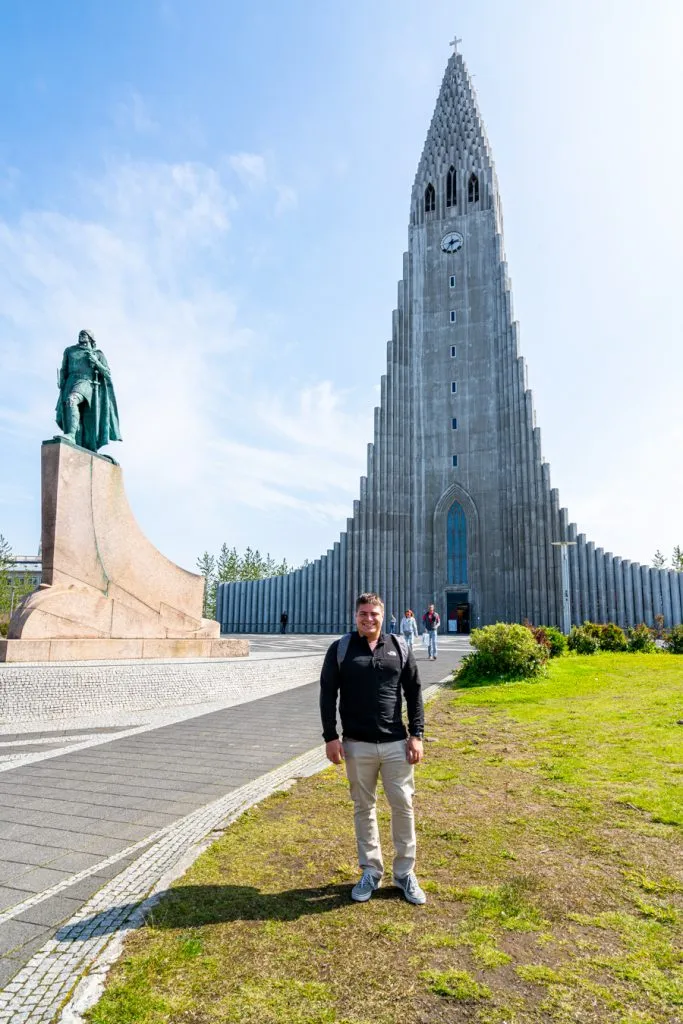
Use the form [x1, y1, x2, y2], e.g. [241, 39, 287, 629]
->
[320, 592, 427, 905]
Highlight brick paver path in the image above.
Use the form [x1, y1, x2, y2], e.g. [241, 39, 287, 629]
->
[0, 642, 464, 991]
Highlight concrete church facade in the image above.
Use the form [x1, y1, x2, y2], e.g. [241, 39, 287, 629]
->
[217, 47, 683, 635]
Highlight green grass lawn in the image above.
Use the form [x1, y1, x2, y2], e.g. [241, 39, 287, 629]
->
[86, 654, 682, 1024]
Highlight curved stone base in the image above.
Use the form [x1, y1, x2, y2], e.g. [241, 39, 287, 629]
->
[4, 438, 247, 661]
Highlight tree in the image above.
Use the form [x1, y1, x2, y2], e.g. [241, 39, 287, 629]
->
[196, 552, 217, 618]
[0, 534, 12, 575]
[652, 549, 667, 569]
[672, 545, 683, 572]
[216, 544, 240, 583]
[0, 535, 36, 633]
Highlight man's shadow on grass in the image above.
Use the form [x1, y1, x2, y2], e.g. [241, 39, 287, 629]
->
[56, 882, 400, 941]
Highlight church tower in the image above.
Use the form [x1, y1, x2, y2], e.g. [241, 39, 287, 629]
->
[217, 45, 683, 634]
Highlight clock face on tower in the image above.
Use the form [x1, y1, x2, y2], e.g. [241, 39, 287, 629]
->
[441, 231, 464, 254]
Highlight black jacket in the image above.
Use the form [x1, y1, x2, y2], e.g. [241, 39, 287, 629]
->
[320, 631, 424, 743]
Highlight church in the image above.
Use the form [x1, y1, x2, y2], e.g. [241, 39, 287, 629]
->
[217, 45, 683, 635]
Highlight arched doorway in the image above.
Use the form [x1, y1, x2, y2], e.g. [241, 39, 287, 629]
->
[446, 500, 470, 633]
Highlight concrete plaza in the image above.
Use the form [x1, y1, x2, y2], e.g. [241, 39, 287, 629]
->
[0, 634, 470, 1020]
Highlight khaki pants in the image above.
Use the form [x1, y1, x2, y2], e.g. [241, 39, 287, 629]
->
[343, 739, 416, 879]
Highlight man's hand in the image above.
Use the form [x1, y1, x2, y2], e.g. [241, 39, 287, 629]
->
[406, 736, 424, 764]
[325, 739, 344, 764]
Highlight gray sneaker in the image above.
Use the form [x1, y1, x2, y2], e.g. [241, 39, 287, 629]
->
[393, 872, 427, 905]
[351, 870, 381, 902]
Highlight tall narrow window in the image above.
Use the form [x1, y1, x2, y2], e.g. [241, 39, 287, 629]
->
[450, 310, 457, 323]
[451, 381, 457, 394]
[450, 346, 456, 358]
[452, 455, 458, 467]
[446, 165, 456, 208]
[447, 500, 468, 583]
[449, 275, 456, 288]
[424, 183, 435, 213]
[468, 172, 479, 204]
[451, 417, 458, 429]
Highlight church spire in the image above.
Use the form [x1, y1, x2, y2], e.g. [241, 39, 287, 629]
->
[411, 43, 494, 221]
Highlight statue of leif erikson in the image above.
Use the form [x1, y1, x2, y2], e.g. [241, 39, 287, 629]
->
[56, 330, 122, 452]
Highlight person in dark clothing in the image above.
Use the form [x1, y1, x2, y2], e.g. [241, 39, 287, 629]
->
[280, 610, 288, 634]
[320, 592, 427, 905]
[422, 604, 440, 660]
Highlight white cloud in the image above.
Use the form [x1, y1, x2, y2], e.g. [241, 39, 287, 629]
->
[0, 155, 365, 564]
[228, 152, 268, 188]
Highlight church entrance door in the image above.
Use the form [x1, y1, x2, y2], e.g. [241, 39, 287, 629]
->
[447, 591, 470, 634]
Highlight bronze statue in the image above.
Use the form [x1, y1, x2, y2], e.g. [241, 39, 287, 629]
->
[56, 330, 121, 452]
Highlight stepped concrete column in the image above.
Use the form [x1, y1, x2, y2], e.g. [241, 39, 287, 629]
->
[641, 566, 653, 625]
[632, 564, 643, 623]
[622, 560, 633, 627]
[605, 554, 616, 623]
[651, 568, 664, 623]
[660, 569, 673, 627]
[568, 523, 581, 626]
[331, 542, 340, 633]
[292, 569, 302, 633]
[576, 534, 588, 623]
[613, 557, 625, 629]
[595, 549, 607, 622]
[669, 569, 681, 626]
[340, 531, 349, 631]
[586, 542, 597, 622]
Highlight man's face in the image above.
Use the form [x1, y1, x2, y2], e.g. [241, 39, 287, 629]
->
[356, 602, 383, 638]
[428, 604, 435, 613]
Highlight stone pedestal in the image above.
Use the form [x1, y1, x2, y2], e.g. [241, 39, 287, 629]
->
[1, 439, 248, 662]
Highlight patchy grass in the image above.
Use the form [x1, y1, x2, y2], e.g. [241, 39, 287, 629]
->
[87, 655, 682, 1024]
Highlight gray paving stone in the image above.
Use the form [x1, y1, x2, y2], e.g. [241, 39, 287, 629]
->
[0, 842, 73, 868]
[0, 919, 45, 956]
[1, 866, 70, 894]
[0, 887, 29, 913]
[13, 895, 83, 928]
[0, 956, 21, 989]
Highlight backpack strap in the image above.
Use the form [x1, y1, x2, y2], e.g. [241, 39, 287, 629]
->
[390, 633, 409, 670]
[336, 632, 353, 669]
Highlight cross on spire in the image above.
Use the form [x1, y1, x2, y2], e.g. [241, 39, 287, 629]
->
[449, 36, 462, 54]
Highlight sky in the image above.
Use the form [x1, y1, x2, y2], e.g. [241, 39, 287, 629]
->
[0, 0, 681, 574]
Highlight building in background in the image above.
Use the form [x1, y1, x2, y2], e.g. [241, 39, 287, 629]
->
[217, 45, 683, 635]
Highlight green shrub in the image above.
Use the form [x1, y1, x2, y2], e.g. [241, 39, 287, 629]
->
[567, 624, 600, 654]
[598, 623, 628, 652]
[454, 623, 548, 686]
[543, 625, 568, 657]
[664, 624, 683, 654]
[627, 623, 656, 653]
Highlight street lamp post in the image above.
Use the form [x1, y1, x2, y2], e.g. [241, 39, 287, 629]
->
[551, 541, 577, 635]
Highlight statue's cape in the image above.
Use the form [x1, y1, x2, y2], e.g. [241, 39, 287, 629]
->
[55, 346, 122, 451]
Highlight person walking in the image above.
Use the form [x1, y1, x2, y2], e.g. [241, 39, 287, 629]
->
[320, 592, 427, 905]
[280, 610, 288, 634]
[422, 603, 441, 661]
[389, 613, 397, 634]
[400, 609, 419, 650]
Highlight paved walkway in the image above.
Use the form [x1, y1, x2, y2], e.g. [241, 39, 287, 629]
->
[0, 637, 467, 1004]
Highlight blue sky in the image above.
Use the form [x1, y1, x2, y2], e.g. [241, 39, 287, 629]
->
[1, 0, 682, 573]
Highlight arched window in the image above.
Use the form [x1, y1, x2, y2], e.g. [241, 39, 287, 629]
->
[446, 166, 456, 208]
[468, 173, 479, 204]
[424, 183, 436, 213]
[447, 500, 467, 584]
